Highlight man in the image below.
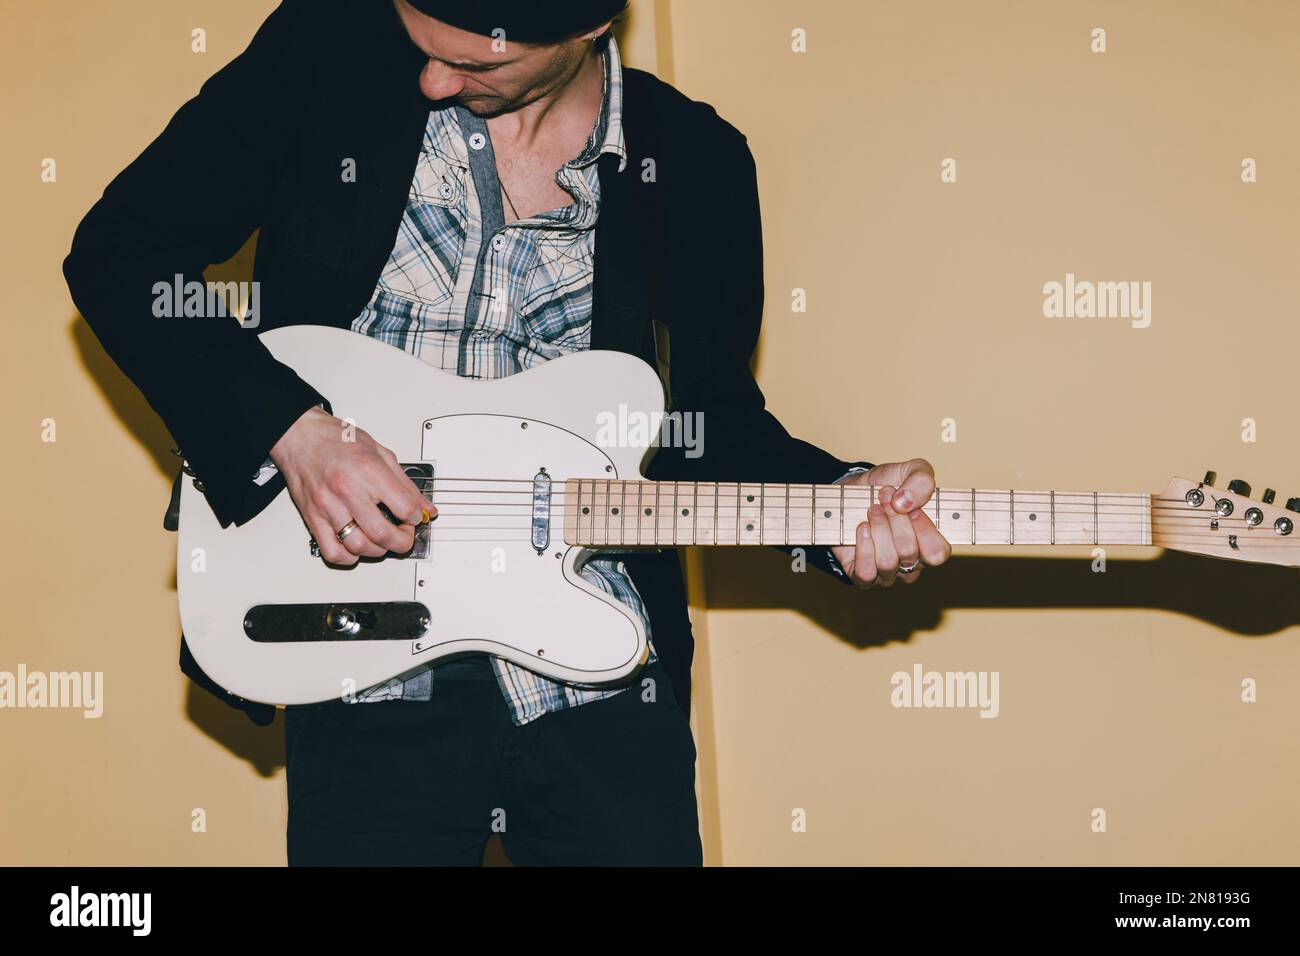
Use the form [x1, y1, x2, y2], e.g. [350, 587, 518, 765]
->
[64, 0, 951, 866]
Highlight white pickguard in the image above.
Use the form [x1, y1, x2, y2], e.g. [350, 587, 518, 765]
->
[177, 326, 666, 706]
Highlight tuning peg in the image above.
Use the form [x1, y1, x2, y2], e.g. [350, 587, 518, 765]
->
[1262, 489, 1276, 504]
[1287, 497, 1300, 514]
[1227, 479, 1251, 496]
[1202, 471, 1217, 486]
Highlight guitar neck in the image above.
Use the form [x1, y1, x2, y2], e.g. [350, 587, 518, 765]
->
[560, 480, 1152, 548]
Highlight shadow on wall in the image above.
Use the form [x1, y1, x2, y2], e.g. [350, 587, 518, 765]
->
[71, 314, 179, 478]
[68, 232, 293, 775]
[67, 229, 260, 480]
[698, 546, 1300, 647]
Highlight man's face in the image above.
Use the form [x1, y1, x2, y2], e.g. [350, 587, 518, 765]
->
[394, 0, 596, 116]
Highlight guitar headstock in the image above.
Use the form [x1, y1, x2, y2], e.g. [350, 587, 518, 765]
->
[1153, 473, 1300, 567]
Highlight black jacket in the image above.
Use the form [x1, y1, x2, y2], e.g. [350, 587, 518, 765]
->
[64, 0, 869, 721]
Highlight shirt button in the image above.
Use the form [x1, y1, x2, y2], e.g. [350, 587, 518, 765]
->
[438, 182, 454, 199]
[491, 234, 506, 251]
[468, 132, 487, 151]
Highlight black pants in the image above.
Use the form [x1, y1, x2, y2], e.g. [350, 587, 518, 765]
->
[284, 657, 702, 866]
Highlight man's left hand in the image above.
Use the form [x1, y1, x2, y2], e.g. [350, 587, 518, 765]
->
[829, 458, 951, 587]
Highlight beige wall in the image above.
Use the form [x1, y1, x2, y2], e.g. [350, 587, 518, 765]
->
[671, 0, 1300, 865]
[2, 0, 1297, 865]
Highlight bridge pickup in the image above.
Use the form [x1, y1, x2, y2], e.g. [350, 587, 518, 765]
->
[243, 602, 431, 643]
[308, 462, 435, 559]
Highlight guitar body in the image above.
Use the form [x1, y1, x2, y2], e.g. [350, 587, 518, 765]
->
[178, 326, 663, 706]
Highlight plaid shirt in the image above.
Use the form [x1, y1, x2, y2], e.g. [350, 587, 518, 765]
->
[347, 37, 657, 724]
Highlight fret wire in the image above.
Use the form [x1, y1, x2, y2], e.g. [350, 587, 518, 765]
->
[670, 481, 677, 547]
[839, 483, 846, 546]
[1093, 491, 1098, 546]
[713, 482, 719, 546]
[1010, 489, 1015, 545]
[971, 488, 976, 545]
[691, 478, 702, 546]
[651, 481, 657, 546]
[809, 482, 815, 547]
[1050, 489, 1055, 545]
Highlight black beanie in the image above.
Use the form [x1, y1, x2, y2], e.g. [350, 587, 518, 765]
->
[403, 1, 628, 43]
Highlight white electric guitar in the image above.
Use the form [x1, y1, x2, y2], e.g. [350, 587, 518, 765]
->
[177, 326, 1300, 705]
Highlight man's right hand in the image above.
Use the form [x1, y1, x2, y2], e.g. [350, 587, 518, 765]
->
[269, 406, 434, 566]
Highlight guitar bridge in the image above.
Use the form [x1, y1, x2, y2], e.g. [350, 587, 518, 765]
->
[308, 462, 435, 559]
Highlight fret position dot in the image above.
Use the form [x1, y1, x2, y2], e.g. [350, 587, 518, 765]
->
[644, 508, 652, 516]
[581, 507, 589, 514]
[1029, 513, 1037, 521]
[746, 495, 754, 502]
[611, 507, 619, 515]
[824, 511, 832, 518]
[681, 509, 689, 516]
[952, 512, 960, 520]
[745, 523, 754, 531]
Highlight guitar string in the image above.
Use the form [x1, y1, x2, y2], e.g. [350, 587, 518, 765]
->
[414, 480, 1243, 510]
[414, 508, 1286, 535]
[381, 480, 1289, 544]
[424, 497, 1196, 511]
[423, 510, 1264, 528]
[421, 519, 1293, 545]
[423, 486, 1204, 505]
[398, 536, 1299, 549]
[414, 476, 1247, 499]
[411, 497, 1268, 523]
